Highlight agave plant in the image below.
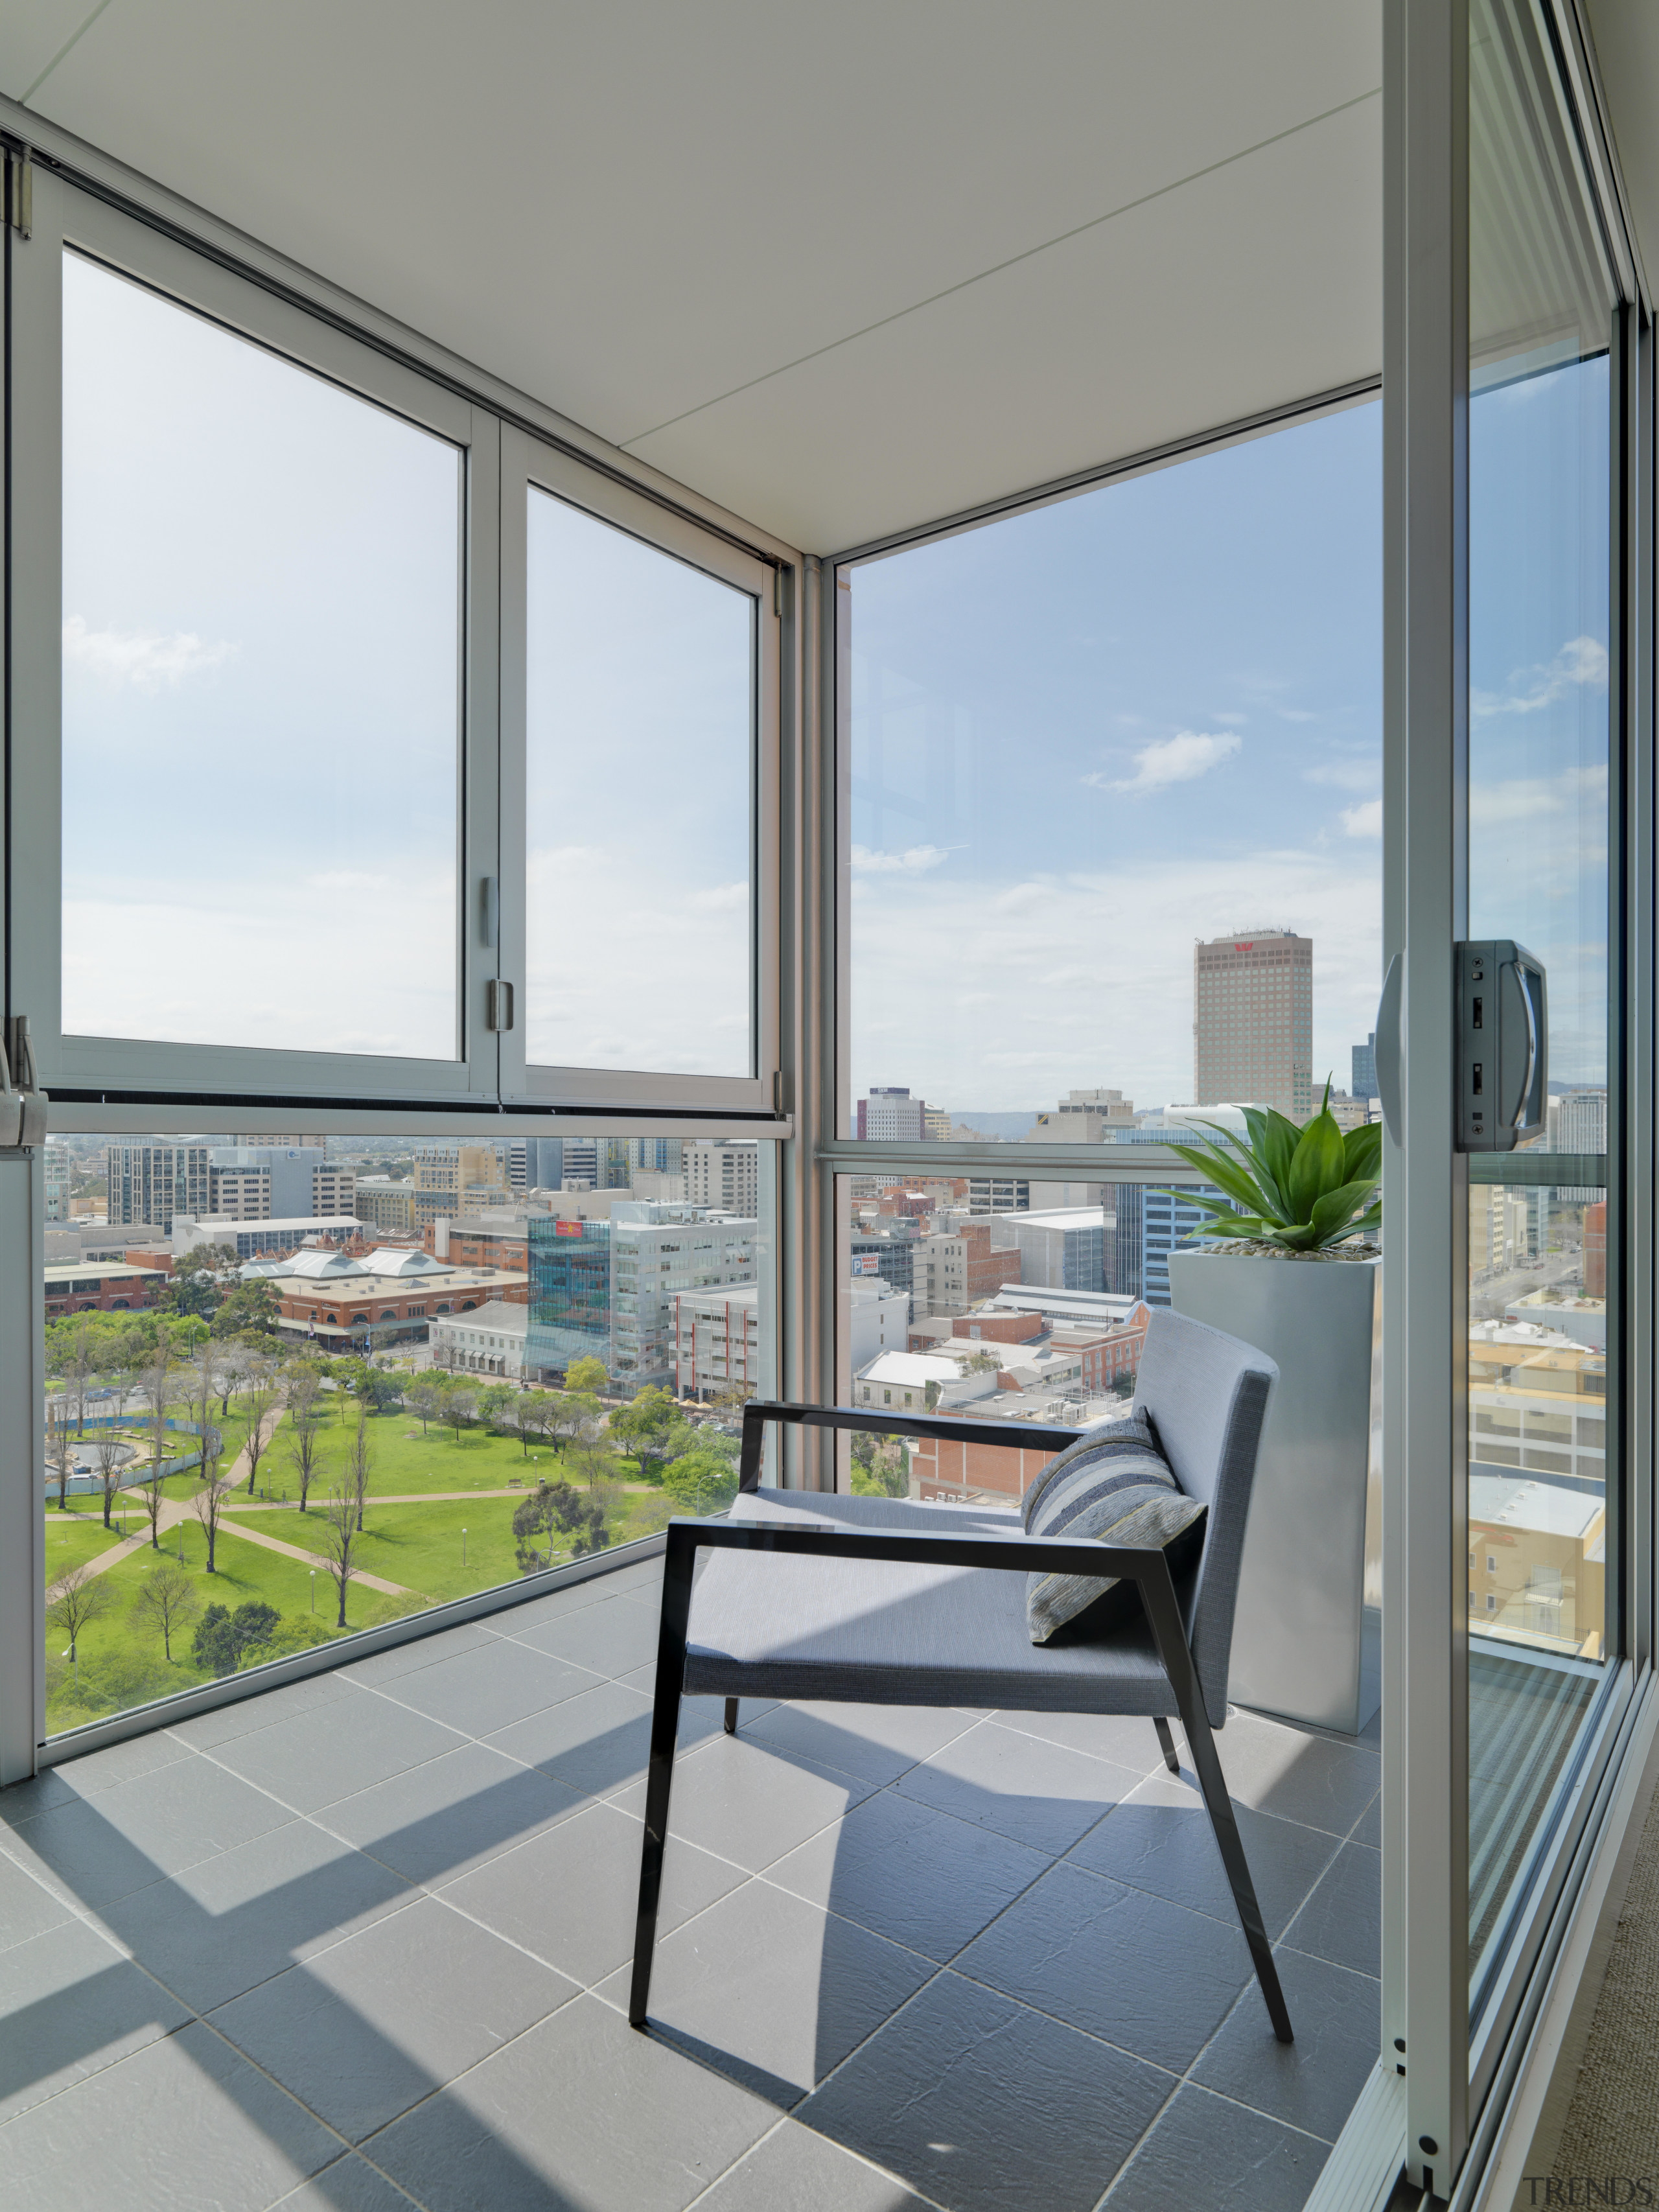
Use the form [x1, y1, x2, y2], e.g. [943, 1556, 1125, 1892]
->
[1163, 1080, 1382, 1254]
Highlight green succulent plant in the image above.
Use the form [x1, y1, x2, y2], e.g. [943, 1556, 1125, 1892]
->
[1162, 1079, 1382, 1255]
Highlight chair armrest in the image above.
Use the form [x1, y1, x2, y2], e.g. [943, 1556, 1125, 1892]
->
[655, 1513, 1201, 1716]
[737, 1397, 1088, 1492]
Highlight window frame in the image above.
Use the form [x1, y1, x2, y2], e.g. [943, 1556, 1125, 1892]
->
[497, 424, 781, 1116]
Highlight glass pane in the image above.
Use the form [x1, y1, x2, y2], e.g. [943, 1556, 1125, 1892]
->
[61, 254, 461, 1058]
[1466, 0, 1619, 1999]
[841, 404, 1381, 1133]
[42, 1129, 767, 1738]
[524, 489, 754, 1076]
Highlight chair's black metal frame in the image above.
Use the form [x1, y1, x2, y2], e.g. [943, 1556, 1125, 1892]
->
[629, 1399, 1293, 2044]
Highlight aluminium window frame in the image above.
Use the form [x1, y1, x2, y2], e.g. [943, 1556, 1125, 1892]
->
[8, 171, 505, 1110]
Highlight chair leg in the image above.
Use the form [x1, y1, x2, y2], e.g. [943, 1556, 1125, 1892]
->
[629, 1528, 695, 2031]
[1154, 1716, 1181, 1775]
[724, 1698, 739, 1734]
[1182, 1697, 1294, 2043]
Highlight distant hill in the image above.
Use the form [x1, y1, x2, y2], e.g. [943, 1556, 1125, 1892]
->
[946, 1111, 1039, 1140]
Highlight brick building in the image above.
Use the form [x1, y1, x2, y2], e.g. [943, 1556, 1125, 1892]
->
[43, 1260, 170, 1321]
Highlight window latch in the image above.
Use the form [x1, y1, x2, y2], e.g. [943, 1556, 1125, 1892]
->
[0, 1015, 48, 1149]
[5, 152, 30, 239]
[485, 980, 515, 1033]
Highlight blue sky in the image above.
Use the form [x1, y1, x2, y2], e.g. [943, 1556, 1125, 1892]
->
[846, 401, 1386, 1114]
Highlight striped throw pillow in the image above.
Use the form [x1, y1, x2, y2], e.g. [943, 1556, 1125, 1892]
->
[1023, 1410, 1207, 1645]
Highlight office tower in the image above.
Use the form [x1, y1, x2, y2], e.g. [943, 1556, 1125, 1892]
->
[992, 1209, 1106, 1294]
[1111, 1183, 1144, 1299]
[683, 1139, 760, 1215]
[411, 1142, 510, 1227]
[44, 1143, 71, 1223]
[1352, 1033, 1378, 1102]
[922, 1106, 953, 1141]
[106, 1143, 213, 1231]
[507, 1136, 568, 1194]
[558, 1137, 600, 1190]
[1192, 929, 1314, 1120]
[609, 1200, 757, 1391]
[629, 1137, 684, 1185]
[1550, 1088, 1608, 1204]
[209, 1146, 355, 1221]
[856, 1086, 928, 1140]
[1141, 1185, 1224, 1307]
[1026, 1089, 1135, 1142]
[524, 1215, 612, 1379]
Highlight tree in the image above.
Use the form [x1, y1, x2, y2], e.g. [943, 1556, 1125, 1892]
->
[240, 1356, 279, 1495]
[1111, 1372, 1136, 1400]
[192, 1463, 233, 1574]
[348, 1403, 373, 1533]
[47, 1562, 115, 1664]
[137, 1338, 177, 1550]
[514, 1390, 557, 1457]
[168, 1242, 238, 1320]
[565, 1355, 609, 1396]
[93, 1426, 126, 1530]
[128, 1561, 200, 1661]
[405, 1375, 443, 1435]
[441, 1385, 477, 1445]
[47, 1420, 75, 1513]
[321, 1486, 360, 1627]
[478, 1382, 516, 1434]
[191, 1600, 282, 1677]
[211, 1278, 279, 1340]
[662, 1448, 741, 1516]
[66, 1314, 97, 1436]
[850, 1438, 909, 1500]
[608, 1386, 680, 1482]
[511, 1478, 609, 1570]
[565, 1426, 620, 1495]
[283, 1360, 326, 1512]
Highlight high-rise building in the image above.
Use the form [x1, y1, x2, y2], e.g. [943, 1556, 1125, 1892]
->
[106, 1143, 212, 1231]
[1192, 929, 1313, 1120]
[209, 1147, 355, 1221]
[629, 1137, 684, 1186]
[1111, 1184, 1144, 1299]
[856, 1086, 928, 1141]
[44, 1143, 71, 1223]
[1550, 1088, 1608, 1204]
[524, 1216, 612, 1378]
[557, 1137, 600, 1191]
[1025, 1089, 1135, 1142]
[1141, 1185, 1225, 1307]
[990, 1209, 1106, 1294]
[966, 1172, 1030, 1213]
[354, 1179, 417, 1236]
[683, 1140, 760, 1215]
[922, 1106, 953, 1142]
[851, 1226, 916, 1316]
[412, 1143, 509, 1227]
[610, 1201, 757, 1392]
[1352, 1033, 1378, 1102]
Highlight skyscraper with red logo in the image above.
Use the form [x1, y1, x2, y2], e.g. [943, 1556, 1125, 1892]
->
[1192, 929, 1314, 1121]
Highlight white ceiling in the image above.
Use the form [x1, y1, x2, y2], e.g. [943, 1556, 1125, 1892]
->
[1585, 1, 1659, 305]
[3, 1, 1382, 553]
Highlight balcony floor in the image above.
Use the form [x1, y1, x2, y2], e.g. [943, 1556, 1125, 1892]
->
[0, 1554, 1382, 2211]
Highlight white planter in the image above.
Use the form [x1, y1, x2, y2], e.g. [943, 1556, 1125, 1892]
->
[1168, 1248, 1381, 1736]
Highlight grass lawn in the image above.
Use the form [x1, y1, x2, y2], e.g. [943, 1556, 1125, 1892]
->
[42, 1504, 126, 1584]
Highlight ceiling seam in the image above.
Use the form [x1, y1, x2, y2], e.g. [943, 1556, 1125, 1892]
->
[616, 84, 1382, 452]
[19, 0, 118, 106]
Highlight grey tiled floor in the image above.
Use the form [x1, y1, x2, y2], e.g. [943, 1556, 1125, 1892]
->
[0, 1555, 1382, 2211]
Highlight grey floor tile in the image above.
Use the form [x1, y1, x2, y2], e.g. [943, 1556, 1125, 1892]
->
[208, 1893, 575, 2143]
[373, 1639, 597, 1735]
[894, 1719, 1139, 1856]
[1354, 1792, 1382, 1850]
[27, 1730, 197, 1802]
[0, 1848, 75, 1955]
[743, 1700, 979, 1787]
[209, 1690, 467, 1815]
[3, 1755, 294, 1909]
[0, 1767, 83, 1826]
[166, 1668, 363, 1749]
[697, 2120, 931, 2210]
[439, 1798, 745, 1986]
[1192, 1949, 1380, 2143]
[599, 1878, 934, 2105]
[484, 1675, 720, 1802]
[0, 1918, 190, 2123]
[368, 1991, 776, 2212]
[1194, 1712, 1380, 1838]
[620, 1670, 780, 1738]
[1106, 2082, 1328, 2210]
[1281, 1842, 1382, 1977]
[0, 2016, 341, 2212]
[611, 1734, 878, 1872]
[100, 1817, 413, 2013]
[338, 1619, 507, 1686]
[769, 1787, 1051, 1964]
[502, 1590, 662, 1675]
[798, 1970, 1170, 2212]
[991, 1706, 1173, 1775]
[316, 1741, 583, 1885]
[955, 1859, 1252, 2071]
[270, 2153, 425, 2211]
[1067, 1771, 1340, 1940]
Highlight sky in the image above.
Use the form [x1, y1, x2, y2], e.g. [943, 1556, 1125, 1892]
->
[62, 251, 461, 1061]
[846, 402, 1386, 1117]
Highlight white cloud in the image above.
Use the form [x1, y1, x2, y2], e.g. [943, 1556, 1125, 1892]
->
[689, 881, 748, 911]
[1085, 730, 1241, 796]
[849, 844, 950, 874]
[1340, 798, 1383, 838]
[1472, 634, 1608, 720]
[62, 614, 237, 691]
[1304, 756, 1380, 792]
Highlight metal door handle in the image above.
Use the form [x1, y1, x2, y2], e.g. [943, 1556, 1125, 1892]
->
[1375, 953, 1404, 1146]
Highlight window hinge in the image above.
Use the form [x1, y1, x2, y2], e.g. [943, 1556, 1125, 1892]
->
[5, 152, 32, 239]
[485, 980, 515, 1033]
[0, 1016, 48, 1147]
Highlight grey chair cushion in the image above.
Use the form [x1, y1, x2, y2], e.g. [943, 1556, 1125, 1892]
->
[1021, 1411, 1206, 1646]
[682, 1487, 1185, 1718]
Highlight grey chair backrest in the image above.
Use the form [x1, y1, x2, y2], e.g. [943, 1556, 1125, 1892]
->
[1132, 1307, 1277, 1725]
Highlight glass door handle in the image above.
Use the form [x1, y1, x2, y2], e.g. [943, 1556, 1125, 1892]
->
[1375, 953, 1404, 1146]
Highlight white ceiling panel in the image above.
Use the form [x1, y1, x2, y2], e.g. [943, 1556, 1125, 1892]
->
[0, 3, 100, 104]
[16, 0, 1382, 550]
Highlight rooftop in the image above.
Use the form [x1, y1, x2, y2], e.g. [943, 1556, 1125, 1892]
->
[0, 1550, 1382, 2210]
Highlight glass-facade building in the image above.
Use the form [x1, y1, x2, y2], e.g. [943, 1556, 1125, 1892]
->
[525, 1215, 611, 1376]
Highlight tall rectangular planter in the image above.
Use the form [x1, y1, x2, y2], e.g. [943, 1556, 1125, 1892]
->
[1168, 1250, 1382, 1736]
